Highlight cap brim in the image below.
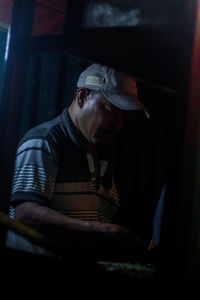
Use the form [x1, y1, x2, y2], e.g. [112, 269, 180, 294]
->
[102, 90, 147, 111]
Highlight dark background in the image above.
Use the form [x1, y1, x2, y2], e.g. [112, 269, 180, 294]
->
[1, 0, 200, 278]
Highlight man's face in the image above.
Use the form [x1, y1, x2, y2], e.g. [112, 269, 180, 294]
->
[78, 91, 127, 145]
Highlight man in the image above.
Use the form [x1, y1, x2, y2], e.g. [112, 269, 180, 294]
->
[7, 63, 149, 261]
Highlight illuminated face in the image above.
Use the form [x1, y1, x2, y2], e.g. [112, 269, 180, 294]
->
[77, 92, 127, 145]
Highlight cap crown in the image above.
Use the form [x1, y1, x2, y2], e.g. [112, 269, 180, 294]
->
[77, 63, 146, 112]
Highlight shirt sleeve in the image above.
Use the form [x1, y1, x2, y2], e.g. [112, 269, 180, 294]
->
[10, 138, 58, 206]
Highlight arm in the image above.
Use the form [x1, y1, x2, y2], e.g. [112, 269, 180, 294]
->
[12, 137, 146, 260]
[15, 201, 146, 260]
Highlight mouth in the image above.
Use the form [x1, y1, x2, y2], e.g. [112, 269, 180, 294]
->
[94, 130, 116, 144]
[97, 129, 116, 137]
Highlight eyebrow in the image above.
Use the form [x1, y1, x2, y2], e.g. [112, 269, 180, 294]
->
[104, 100, 117, 111]
[105, 102, 127, 116]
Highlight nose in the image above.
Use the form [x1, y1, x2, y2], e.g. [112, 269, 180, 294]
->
[106, 112, 126, 132]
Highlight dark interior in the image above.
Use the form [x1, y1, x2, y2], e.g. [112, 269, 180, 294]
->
[0, 0, 200, 280]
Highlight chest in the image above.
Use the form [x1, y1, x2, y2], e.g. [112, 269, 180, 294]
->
[50, 145, 119, 222]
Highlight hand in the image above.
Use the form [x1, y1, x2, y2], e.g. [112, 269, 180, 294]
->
[90, 222, 146, 261]
[108, 223, 145, 250]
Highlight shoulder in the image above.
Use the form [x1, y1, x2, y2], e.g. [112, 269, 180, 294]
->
[18, 113, 71, 155]
[19, 115, 62, 145]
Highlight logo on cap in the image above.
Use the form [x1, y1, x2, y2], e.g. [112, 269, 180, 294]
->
[85, 76, 104, 87]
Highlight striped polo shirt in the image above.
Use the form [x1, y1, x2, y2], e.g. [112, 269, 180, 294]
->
[10, 108, 120, 223]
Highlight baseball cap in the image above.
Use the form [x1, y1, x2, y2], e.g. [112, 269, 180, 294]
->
[77, 63, 149, 117]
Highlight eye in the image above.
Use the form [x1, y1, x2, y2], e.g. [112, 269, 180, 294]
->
[100, 104, 112, 114]
[104, 105, 113, 113]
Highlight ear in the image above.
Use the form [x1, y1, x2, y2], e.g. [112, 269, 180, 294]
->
[77, 88, 89, 108]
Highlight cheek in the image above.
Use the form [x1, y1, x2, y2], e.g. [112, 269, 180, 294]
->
[102, 114, 114, 128]
[103, 114, 125, 131]
[116, 118, 125, 131]
[94, 109, 106, 124]
[87, 111, 105, 132]
[115, 112, 128, 131]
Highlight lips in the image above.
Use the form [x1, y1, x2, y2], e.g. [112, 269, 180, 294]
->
[94, 129, 117, 145]
[96, 129, 116, 138]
